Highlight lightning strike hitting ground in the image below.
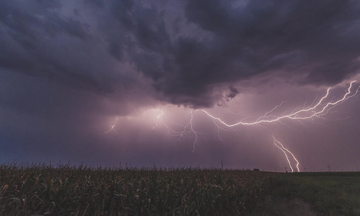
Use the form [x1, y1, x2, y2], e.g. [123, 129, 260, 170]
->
[198, 81, 359, 172]
[105, 81, 359, 172]
[272, 135, 300, 172]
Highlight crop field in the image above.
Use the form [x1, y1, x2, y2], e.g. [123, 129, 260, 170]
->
[1, 163, 360, 216]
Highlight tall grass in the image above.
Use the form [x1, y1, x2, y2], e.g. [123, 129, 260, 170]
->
[0, 163, 272, 216]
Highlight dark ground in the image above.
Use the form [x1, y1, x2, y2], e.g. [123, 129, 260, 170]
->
[1, 163, 360, 215]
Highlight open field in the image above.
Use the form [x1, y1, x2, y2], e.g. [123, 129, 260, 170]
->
[253, 172, 360, 216]
[1, 163, 360, 216]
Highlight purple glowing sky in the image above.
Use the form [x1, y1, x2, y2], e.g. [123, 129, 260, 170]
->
[1, 0, 360, 171]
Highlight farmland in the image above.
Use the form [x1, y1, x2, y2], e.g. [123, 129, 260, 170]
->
[1, 163, 360, 216]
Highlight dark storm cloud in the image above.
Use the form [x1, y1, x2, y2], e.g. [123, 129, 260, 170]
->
[227, 86, 240, 101]
[0, 0, 115, 94]
[93, 0, 360, 107]
[1, 0, 360, 108]
[180, 0, 360, 97]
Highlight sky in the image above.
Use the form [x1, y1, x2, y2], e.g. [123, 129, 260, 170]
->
[1, 0, 360, 171]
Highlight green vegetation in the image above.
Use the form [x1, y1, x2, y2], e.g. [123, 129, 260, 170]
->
[1, 163, 360, 216]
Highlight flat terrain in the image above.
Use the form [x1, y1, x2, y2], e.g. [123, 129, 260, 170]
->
[1, 164, 360, 216]
[254, 172, 360, 216]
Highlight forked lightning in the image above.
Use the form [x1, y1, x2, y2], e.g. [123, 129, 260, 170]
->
[106, 81, 360, 172]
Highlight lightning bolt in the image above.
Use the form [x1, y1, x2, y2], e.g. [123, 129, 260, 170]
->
[199, 81, 359, 172]
[256, 101, 287, 122]
[105, 81, 359, 171]
[163, 111, 199, 151]
[201, 81, 360, 126]
[107, 108, 200, 149]
[105, 117, 118, 134]
[189, 111, 198, 152]
[272, 135, 300, 172]
[156, 110, 199, 145]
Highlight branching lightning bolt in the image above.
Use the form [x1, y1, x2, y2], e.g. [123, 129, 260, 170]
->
[256, 101, 287, 122]
[107, 108, 200, 149]
[105, 81, 359, 171]
[199, 81, 359, 172]
[201, 81, 360, 126]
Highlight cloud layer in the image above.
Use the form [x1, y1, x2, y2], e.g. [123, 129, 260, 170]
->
[1, 0, 360, 108]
